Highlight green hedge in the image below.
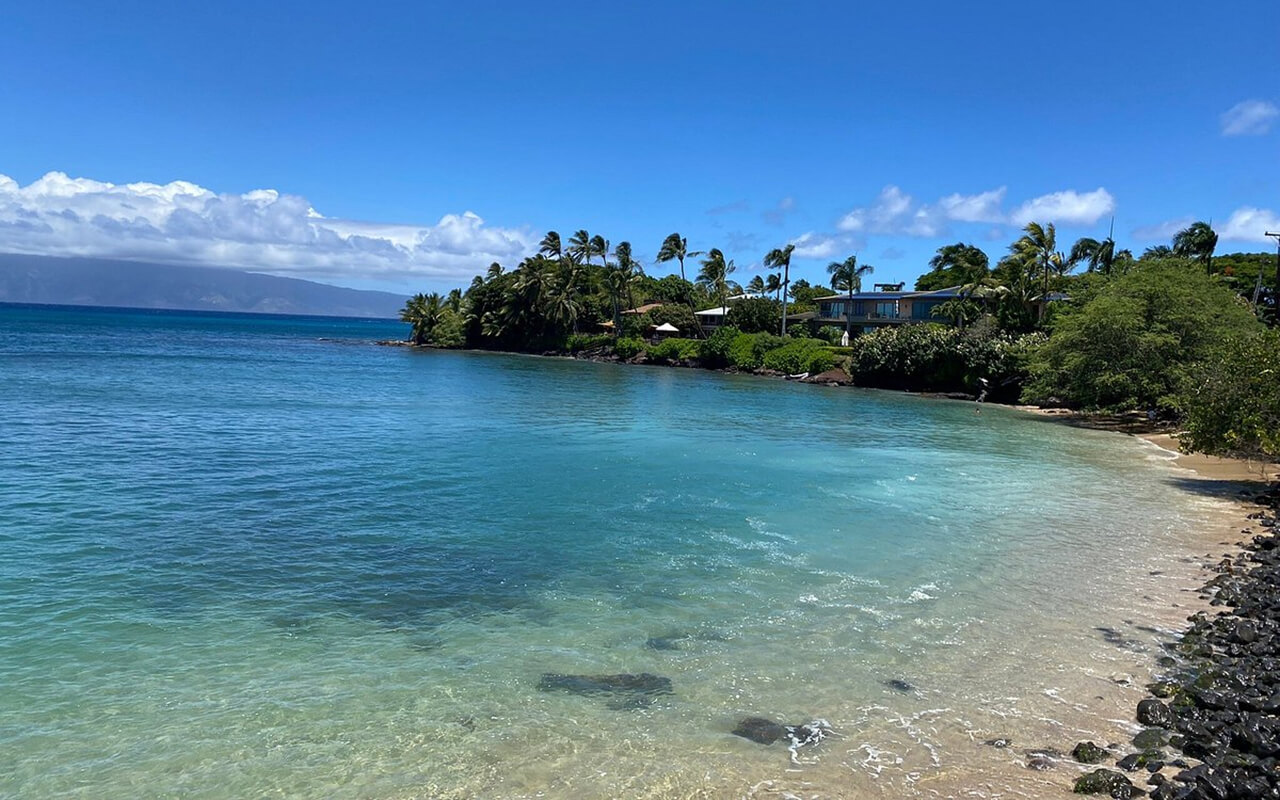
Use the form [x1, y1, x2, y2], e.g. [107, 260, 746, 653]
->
[848, 323, 1042, 400]
[565, 333, 614, 352]
[646, 337, 701, 363]
[761, 338, 836, 374]
[613, 337, 646, 359]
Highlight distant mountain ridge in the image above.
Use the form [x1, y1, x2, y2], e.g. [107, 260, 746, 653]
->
[0, 253, 407, 318]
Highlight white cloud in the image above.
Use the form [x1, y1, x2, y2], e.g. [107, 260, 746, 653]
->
[937, 187, 1006, 223]
[1009, 187, 1115, 226]
[788, 231, 851, 260]
[836, 185, 915, 233]
[1132, 216, 1195, 241]
[1218, 207, 1280, 242]
[1221, 99, 1279, 136]
[0, 170, 536, 280]
[837, 185, 1010, 237]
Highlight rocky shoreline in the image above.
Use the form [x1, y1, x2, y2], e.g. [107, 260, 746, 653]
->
[1064, 485, 1280, 798]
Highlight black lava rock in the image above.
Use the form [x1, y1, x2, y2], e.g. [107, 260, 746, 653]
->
[1073, 741, 1110, 764]
[1072, 768, 1139, 797]
[1137, 698, 1176, 729]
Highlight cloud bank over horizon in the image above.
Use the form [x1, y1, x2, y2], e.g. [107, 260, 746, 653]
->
[0, 171, 536, 282]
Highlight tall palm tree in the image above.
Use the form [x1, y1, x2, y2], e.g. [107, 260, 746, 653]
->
[763, 243, 796, 335]
[697, 248, 738, 311]
[1011, 222, 1076, 317]
[826, 255, 874, 340]
[764, 272, 782, 302]
[538, 231, 563, 260]
[656, 233, 701, 283]
[590, 235, 608, 268]
[1172, 221, 1219, 274]
[399, 292, 445, 345]
[545, 276, 583, 334]
[614, 241, 643, 309]
[747, 275, 766, 296]
[446, 288, 463, 314]
[567, 230, 593, 265]
[1142, 244, 1173, 259]
[486, 262, 504, 281]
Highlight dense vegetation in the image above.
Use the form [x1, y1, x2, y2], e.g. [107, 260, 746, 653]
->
[401, 221, 1280, 459]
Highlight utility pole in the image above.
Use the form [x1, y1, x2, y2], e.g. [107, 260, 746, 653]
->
[1268, 233, 1280, 319]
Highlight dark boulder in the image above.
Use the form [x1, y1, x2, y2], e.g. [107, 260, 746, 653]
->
[883, 678, 915, 693]
[1137, 698, 1176, 729]
[1073, 741, 1110, 764]
[1133, 728, 1171, 749]
[1072, 768, 1139, 797]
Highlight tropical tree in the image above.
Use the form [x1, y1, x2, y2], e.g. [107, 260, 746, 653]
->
[591, 235, 609, 268]
[827, 255, 874, 339]
[656, 233, 701, 283]
[765, 272, 782, 302]
[1010, 222, 1078, 319]
[545, 274, 583, 334]
[747, 275, 766, 296]
[763, 243, 796, 334]
[400, 292, 445, 345]
[486, 262, 504, 281]
[446, 288, 463, 314]
[1172, 221, 1219, 274]
[930, 298, 981, 328]
[697, 248, 739, 310]
[915, 243, 989, 290]
[1142, 245, 1173, 259]
[538, 231, 563, 260]
[567, 230, 593, 265]
[613, 241, 643, 309]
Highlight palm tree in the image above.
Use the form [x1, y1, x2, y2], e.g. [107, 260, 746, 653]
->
[1011, 222, 1076, 318]
[590, 235, 608, 268]
[486, 262, 504, 281]
[918, 242, 989, 290]
[538, 231, 563, 260]
[399, 292, 445, 345]
[614, 241, 643, 309]
[747, 275, 766, 296]
[763, 243, 796, 335]
[446, 288, 463, 314]
[764, 272, 782, 302]
[567, 230, 593, 265]
[1172, 221, 1219, 274]
[696, 248, 738, 311]
[1142, 245, 1173, 259]
[656, 233, 701, 283]
[827, 255, 874, 340]
[545, 276, 582, 334]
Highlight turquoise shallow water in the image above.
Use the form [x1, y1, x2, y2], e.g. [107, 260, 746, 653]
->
[0, 304, 1234, 798]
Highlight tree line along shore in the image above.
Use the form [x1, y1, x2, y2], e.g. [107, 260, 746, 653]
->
[399, 222, 1280, 464]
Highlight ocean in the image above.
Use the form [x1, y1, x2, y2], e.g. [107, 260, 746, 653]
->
[0, 304, 1236, 798]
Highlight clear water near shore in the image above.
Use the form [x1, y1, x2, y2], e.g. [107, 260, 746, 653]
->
[0, 304, 1241, 798]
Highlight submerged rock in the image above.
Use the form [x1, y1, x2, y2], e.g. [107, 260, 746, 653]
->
[983, 737, 1013, 748]
[1072, 741, 1109, 764]
[1132, 728, 1172, 750]
[731, 716, 833, 753]
[884, 679, 915, 693]
[537, 672, 673, 708]
[732, 716, 788, 745]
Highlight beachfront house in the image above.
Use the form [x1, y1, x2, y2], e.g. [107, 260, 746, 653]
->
[812, 286, 966, 333]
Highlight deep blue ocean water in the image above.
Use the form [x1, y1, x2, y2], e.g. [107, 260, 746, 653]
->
[0, 304, 1233, 798]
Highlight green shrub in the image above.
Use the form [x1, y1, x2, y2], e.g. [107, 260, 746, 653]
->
[727, 331, 785, 371]
[613, 336, 646, 359]
[848, 323, 1042, 399]
[643, 304, 699, 336]
[700, 325, 740, 367]
[647, 337, 701, 364]
[565, 333, 613, 352]
[761, 338, 836, 374]
[431, 309, 466, 348]
[1180, 329, 1280, 459]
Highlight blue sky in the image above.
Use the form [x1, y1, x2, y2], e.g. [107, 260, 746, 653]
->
[1, 1, 1277, 295]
